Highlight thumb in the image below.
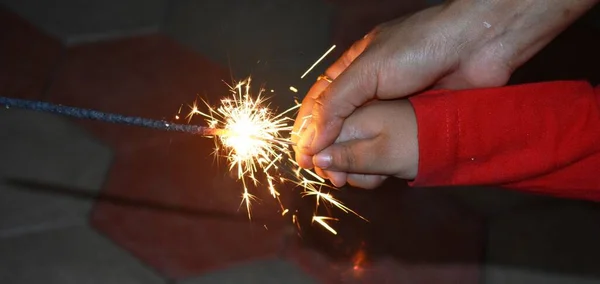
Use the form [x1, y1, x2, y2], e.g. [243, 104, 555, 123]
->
[299, 55, 378, 155]
[312, 138, 384, 174]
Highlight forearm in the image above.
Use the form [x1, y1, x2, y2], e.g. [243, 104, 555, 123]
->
[409, 81, 600, 201]
[444, 0, 599, 71]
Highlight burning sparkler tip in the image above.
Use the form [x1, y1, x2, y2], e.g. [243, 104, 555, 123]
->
[184, 42, 360, 236]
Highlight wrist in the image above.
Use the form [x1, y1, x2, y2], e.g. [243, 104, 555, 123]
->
[397, 100, 419, 180]
[444, 0, 598, 74]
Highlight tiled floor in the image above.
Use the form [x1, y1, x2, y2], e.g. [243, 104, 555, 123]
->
[0, 109, 111, 238]
[2, 1, 600, 284]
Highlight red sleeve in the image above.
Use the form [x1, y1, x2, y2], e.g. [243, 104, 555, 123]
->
[407, 81, 600, 201]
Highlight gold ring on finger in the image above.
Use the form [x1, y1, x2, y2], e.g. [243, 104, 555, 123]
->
[317, 74, 333, 83]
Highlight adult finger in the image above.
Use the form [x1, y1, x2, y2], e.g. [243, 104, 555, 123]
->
[293, 35, 374, 168]
[325, 32, 375, 80]
[292, 81, 328, 168]
[292, 33, 373, 141]
[296, 53, 379, 156]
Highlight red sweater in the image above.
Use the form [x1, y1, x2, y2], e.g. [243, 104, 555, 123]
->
[408, 81, 600, 201]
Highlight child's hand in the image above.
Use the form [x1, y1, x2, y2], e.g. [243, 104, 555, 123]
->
[309, 99, 419, 189]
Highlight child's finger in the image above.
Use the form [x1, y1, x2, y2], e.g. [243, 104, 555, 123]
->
[324, 170, 348, 187]
[314, 167, 328, 180]
[347, 174, 387, 189]
[312, 138, 384, 174]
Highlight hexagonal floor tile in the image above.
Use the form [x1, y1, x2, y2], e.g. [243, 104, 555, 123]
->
[45, 34, 230, 149]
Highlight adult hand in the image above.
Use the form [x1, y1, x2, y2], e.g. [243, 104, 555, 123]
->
[292, 0, 597, 185]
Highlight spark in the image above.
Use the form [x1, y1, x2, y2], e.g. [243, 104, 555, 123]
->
[300, 45, 336, 79]
[289, 86, 298, 93]
[175, 104, 183, 120]
[302, 186, 367, 222]
[312, 216, 338, 235]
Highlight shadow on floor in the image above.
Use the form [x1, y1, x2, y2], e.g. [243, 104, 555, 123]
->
[4, 178, 281, 225]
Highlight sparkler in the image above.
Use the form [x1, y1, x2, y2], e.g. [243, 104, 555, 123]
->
[186, 45, 366, 235]
[0, 96, 224, 136]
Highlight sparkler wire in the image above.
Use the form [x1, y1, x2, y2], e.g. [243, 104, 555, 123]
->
[0, 96, 220, 136]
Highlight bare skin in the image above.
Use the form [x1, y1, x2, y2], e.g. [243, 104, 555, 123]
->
[311, 99, 419, 189]
[292, 0, 599, 188]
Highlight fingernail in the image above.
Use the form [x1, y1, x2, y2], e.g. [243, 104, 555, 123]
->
[298, 153, 314, 169]
[298, 124, 315, 150]
[329, 172, 345, 187]
[314, 152, 332, 169]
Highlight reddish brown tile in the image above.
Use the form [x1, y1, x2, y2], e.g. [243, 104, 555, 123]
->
[0, 7, 63, 100]
[98, 130, 292, 217]
[284, 182, 483, 283]
[88, 109, 293, 278]
[46, 35, 231, 148]
[92, 202, 289, 279]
